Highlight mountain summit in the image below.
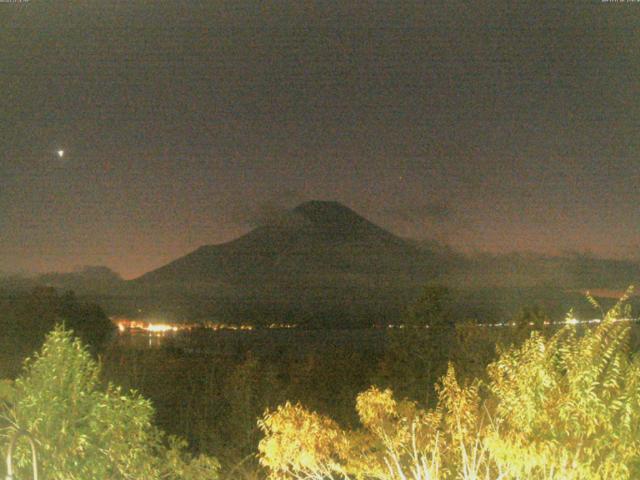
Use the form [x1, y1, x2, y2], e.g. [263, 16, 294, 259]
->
[289, 201, 402, 245]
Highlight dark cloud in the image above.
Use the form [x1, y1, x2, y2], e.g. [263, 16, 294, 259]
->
[370, 198, 484, 249]
[225, 190, 309, 228]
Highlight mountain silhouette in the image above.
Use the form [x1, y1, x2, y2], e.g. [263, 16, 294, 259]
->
[128, 201, 440, 325]
[134, 201, 435, 286]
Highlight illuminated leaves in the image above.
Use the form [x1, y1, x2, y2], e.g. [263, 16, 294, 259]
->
[487, 290, 640, 479]
[258, 372, 487, 479]
[257, 401, 350, 479]
[259, 289, 640, 480]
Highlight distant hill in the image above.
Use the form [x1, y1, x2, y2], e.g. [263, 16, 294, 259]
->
[444, 252, 640, 290]
[38, 266, 124, 294]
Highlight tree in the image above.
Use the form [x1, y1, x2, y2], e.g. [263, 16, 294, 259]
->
[380, 285, 456, 403]
[509, 304, 549, 343]
[406, 284, 454, 330]
[1, 326, 219, 479]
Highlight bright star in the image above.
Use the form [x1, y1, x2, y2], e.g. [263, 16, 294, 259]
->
[57, 150, 64, 158]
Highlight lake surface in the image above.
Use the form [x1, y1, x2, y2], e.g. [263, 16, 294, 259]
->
[110, 327, 391, 356]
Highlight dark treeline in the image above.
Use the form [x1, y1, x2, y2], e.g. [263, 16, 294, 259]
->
[0, 287, 114, 377]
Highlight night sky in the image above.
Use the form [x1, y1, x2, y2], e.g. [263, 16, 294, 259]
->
[2, 1, 639, 279]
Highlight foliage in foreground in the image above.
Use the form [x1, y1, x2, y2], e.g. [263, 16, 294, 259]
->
[1, 326, 219, 479]
[258, 288, 640, 479]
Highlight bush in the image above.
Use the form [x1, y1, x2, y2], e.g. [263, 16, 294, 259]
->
[1, 325, 219, 479]
[258, 288, 640, 479]
[486, 288, 640, 479]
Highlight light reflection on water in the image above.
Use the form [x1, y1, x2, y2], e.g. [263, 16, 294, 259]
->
[112, 332, 173, 349]
[109, 328, 390, 356]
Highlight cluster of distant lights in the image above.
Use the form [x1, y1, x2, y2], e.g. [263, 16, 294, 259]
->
[115, 317, 638, 334]
[115, 320, 181, 335]
[484, 317, 638, 328]
[113, 318, 299, 335]
[385, 317, 638, 329]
